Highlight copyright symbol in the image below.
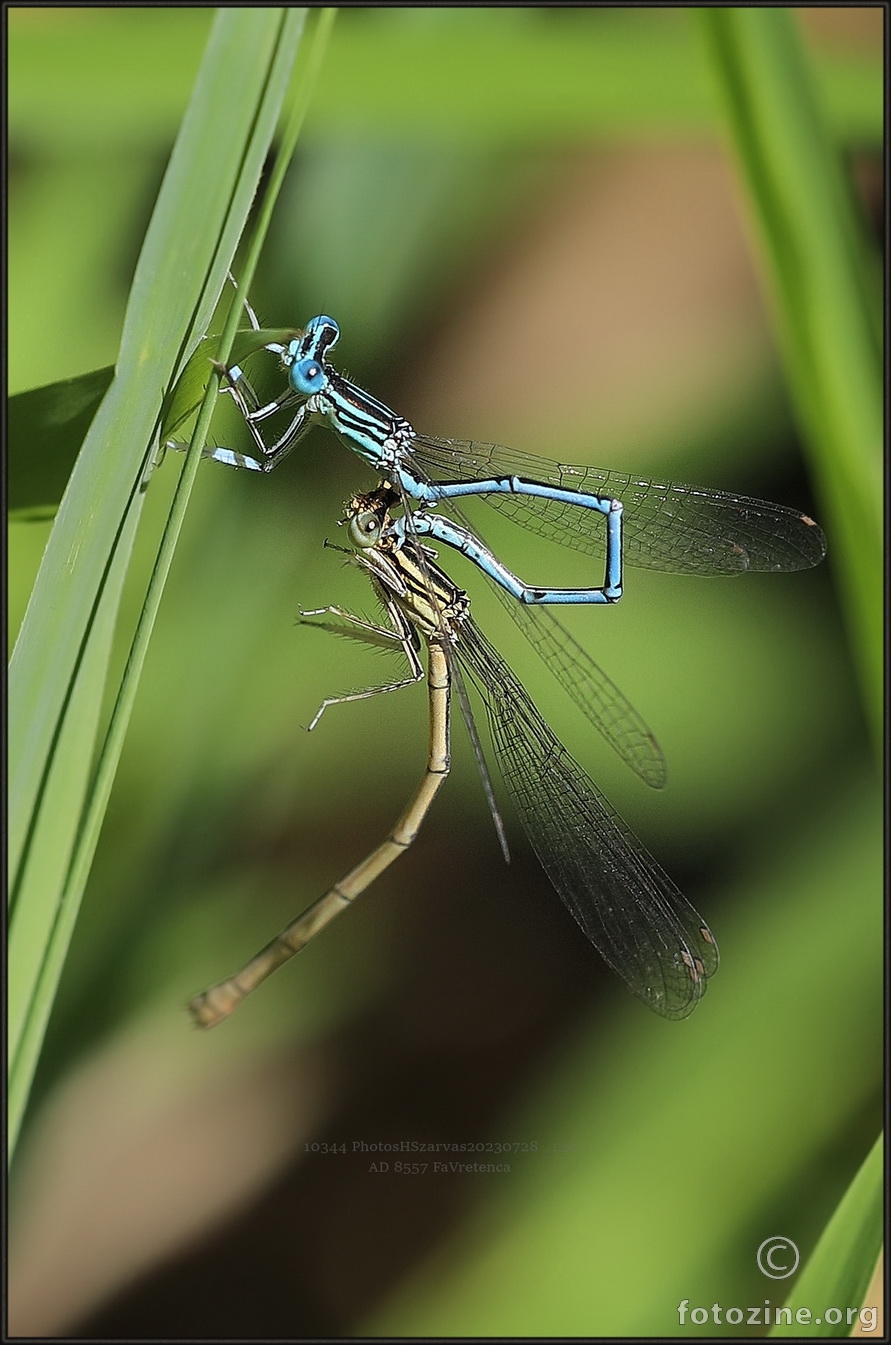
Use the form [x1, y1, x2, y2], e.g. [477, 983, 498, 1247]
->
[757, 1236, 799, 1279]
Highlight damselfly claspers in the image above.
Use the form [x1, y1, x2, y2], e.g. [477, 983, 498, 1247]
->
[171, 314, 826, 794]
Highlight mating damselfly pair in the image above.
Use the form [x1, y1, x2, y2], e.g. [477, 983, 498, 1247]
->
[182, 314, 825, 1025]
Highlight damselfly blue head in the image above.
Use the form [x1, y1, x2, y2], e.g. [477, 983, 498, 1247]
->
[302, 315, 340, 360]
[285, 316, 340, 395]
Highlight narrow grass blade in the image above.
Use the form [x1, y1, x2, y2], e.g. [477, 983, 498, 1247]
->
[6, 324, 301, 521]
[8, 368, 114, 519]
[697, 8, 882, 746]
[8, 9, 310, 1160]
[770, 1132, 883, 1337]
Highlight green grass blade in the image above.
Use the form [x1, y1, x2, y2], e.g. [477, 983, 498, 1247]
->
[770, 1132, 883, 1337]
[6, 324, 301, 521]
[9, 7, 336, 1161]
[697, 8, 882, 746]
[9, 7, 300, 894]
[8, 8, 310, 1160]
[7, 368, 114, 519]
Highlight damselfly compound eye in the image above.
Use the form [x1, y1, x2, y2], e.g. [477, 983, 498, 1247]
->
[291, 358, 325, 396]
[348, 510, 380, 549]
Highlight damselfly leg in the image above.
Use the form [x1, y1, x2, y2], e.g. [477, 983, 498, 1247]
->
[189, 602, 450, 1029]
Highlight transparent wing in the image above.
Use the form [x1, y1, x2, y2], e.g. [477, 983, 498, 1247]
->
[456, 620, 718, 1019]
[411, 435, 826, 575]
[416, 494, 667, 789]
[450, 655, 511, 863]
[494, 594, 666, 789]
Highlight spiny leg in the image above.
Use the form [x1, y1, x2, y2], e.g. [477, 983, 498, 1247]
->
[216, 357, 310, 464]
[298, 604, 423, 730]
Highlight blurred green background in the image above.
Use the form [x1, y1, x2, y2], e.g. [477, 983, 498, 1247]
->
[8, 7, 882, 1338]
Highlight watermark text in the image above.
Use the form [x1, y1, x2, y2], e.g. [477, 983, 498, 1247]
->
[678, 1300, 878, 1332]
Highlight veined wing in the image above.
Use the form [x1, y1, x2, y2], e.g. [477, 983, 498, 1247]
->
[176, 433, 669, 788]
[415, 494, 667, 789]
[411, 435, 826, 575]
[455, 619, 718, 1019]
[493, 592, 666, 789]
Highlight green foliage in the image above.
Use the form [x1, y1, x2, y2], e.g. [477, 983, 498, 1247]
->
[698, 6, 882, 746]
[8, 6, 882, 1338]
[771, 1132, 882, 1337]
[8, 8, 881, 144]
[8, 367, 114, 519]
[8, 8, 311, 1158]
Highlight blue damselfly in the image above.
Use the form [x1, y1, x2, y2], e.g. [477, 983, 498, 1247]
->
[204, 314, 826, 603]
[170, 312, 826, 795]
